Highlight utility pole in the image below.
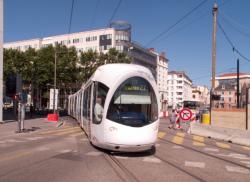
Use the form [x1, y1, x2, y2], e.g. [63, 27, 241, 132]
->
[53, 52, 57, 114]
[212, 3, 218, 90]
[0, 0, 3, 123]
[237, 58, 240, 108]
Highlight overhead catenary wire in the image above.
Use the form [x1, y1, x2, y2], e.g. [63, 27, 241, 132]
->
[68, 0, 75, 35]
[217, 21, 250, 62]
[90, 0, 101, 29]
[108, 0, 122, 26]
[146, 0, 208, 46]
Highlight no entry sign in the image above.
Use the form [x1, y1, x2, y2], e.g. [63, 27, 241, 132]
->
[179, 108, 192, 121]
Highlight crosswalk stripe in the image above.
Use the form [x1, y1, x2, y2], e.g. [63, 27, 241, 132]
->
[158, 132, 166, 139]
[172, 136, 184, 145]
[193, 141, 205, 147]
[193, 135, 204, 142]
[216, 142, 230, 149]
[176, 132, 185, 137]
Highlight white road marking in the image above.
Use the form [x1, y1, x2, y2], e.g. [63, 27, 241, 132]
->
[185, 161, 205, 168]
[59, 149, 72, 153]
[155, 143, 160, 147]
[240, 161, 250, 167]
[204, 148, 219, 152]
[217, 153, 250, 160]
[35, 146, 50, 151]
[5, 139, 25, 143]
[143, 157, 161, 163]
[225, 166, 250, 174]
[25, 137, 44, 141]
[115, 156, 128, 160]
[172, 145, 184, 149]
[85, 151, 102, 156]
[80, 138, 88, 142]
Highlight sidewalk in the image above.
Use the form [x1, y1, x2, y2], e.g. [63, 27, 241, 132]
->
[189, 122, 250, 146]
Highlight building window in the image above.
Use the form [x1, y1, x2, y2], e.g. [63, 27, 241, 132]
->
[177, 81, 182, 84]
[177, 74, 182, 78]
[222, 91, 224, 95]
[73, 38, 80, 43]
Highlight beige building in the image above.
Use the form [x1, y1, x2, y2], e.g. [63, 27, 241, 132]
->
[167, 71, 192, 108]
[192, 86, 210, 106]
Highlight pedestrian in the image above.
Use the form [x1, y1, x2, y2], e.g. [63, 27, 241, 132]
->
[169, 109, 177, 129]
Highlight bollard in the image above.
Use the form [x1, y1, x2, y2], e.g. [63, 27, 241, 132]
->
[21, 104, 25, 131]
[16, 102, 21, 133]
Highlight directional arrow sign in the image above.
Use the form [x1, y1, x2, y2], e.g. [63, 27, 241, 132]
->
[179, 108, 192, 121]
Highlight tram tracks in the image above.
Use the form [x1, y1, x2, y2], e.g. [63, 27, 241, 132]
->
[103, 153, 140, 182]
[163, 129, 250, 156]
[158, 137, 250, 170]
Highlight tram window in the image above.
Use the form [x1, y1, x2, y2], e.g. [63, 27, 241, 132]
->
[107, 77, 158, 127]
[92, 82, 109, 124]
[87, 86, 91, 119]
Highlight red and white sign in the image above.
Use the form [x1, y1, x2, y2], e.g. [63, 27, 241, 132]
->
[179, 108, 192, 121]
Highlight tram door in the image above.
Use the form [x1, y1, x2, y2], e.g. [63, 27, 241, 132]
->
[91, 82, 109, 143]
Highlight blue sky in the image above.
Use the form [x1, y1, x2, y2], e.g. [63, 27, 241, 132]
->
[4, 0, 250, 87]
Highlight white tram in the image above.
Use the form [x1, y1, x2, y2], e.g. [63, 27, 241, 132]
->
[68, 64, 159, 152]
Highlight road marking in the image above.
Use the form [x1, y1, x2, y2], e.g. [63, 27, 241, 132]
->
[225, 165, 250, 174]
[240, 161, 250, 167]
[0, 151, 32, 162]
[193, 141, 205, 147]
[25, 136, 45, 141]
[176, 132, 185, 137]
[5, 139, 25, 143]
[172, 136, 184, 145]
[172, 145, 184, 149]
[115, 156, 128, 160]
[39, 127, 79, 135]
[193, 135, 204, 142]
[185, 161, 205, 168]
[59, 149, 72, 153]
[158, 132, 166, 139]
[216, 142, 230, 149]
[35, 146, 50, 151]
[243, 146, 250, 151]
[80, 138, 88, 142]
[217, 153, 250, 160]
[155, 143, 160, 147]
[70, 133, 84, 137]
[204, 148, 219, 152]
[143, 157, 161, 163]
[53, 128, 81, 136]
[86, 151, 102, 156]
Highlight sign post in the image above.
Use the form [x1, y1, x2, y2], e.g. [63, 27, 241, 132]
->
[49, 89, 58, 110]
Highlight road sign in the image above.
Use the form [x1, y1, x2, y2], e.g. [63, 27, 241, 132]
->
[179, 108, 192, 121]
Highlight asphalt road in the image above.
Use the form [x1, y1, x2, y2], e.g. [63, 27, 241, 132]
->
[0, 117, 250, 182]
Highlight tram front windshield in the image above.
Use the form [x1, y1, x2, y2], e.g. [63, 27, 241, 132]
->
[107, 77, 158, 127]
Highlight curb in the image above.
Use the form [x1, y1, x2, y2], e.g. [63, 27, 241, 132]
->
[189, 122, 250, 146]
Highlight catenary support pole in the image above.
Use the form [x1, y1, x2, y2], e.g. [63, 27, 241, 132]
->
[0, 0, 3, 123]
[237, 58, 240, 108]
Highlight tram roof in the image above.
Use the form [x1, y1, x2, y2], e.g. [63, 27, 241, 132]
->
[86, 63, 154, 88]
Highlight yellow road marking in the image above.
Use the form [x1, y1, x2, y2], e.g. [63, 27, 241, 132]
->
[216, 142, 230, 149]
[39, 127, 80, 135]
[70, 132, 84, 137]
[53, 128, 81, 136]
[193, 141, 205, 147]
[176, 132, 185, 137]
[243, 146, 250, 150]
[193, 135, 204, 142]
[0, 151, 32, 162]
[158, 132, 166, 139]
[172, 136, 184, 145]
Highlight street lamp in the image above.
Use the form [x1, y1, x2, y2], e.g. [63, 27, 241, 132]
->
[53, 51, 57, 114]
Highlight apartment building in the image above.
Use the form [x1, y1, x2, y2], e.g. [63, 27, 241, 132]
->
[4, 21, 159, 79]
[192, 85, 210, 106]
[167, 71, 192, 108]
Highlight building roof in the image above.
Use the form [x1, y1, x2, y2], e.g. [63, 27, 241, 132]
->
[168, 71, 192, 83]
[214, 83, 235, 91]
[217, 73, 250, 78]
